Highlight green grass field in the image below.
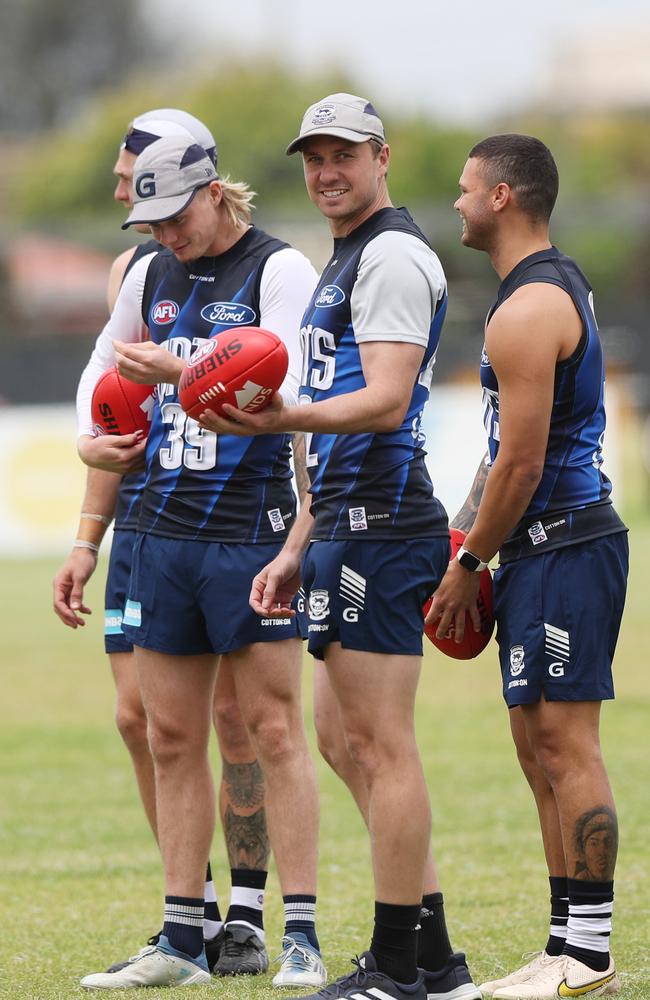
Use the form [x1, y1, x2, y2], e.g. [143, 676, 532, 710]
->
[1, 525, 648, 999]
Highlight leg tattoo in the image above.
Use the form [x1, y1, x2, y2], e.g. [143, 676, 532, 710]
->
[222, 760, 270, 870]
[573, 805, 618, 880]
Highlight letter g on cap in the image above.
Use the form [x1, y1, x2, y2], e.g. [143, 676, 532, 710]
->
[135, 172, 156, 198]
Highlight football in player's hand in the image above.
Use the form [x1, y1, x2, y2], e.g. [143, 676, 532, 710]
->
[178, 326, 288, 421]
[423, 528, 494, 659]
[92, 366, 156, 437]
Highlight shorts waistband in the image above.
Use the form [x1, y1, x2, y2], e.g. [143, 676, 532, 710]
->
[500, 501, 627, 564]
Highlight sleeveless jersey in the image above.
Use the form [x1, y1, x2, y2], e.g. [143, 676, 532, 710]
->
[300, 207, 449, 540]
[114, 238, 159, 530]
[481, 247, 626, 561]
[136, 227, 297, 542]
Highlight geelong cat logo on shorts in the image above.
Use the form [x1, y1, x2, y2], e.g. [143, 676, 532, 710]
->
[152, 300, 179, 325]
[315, 284, 345, 308]
[308, 589, 330, 621]
[510, 644, 525, 676]
[200, 301, 256, 325]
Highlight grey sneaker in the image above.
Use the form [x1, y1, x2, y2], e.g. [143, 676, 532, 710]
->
[80, 935, 210, 989]
[272, 933, 327, 988]
[213, 925, 269, 976]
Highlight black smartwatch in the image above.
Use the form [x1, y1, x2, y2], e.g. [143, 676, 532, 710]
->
[456, 545, 488, 573]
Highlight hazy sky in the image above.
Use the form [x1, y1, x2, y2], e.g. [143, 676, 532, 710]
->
[147, 0, 650, 123]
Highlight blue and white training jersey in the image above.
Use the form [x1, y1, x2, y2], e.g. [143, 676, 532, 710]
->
[300, 207, 449, 540]
[481, 246, 627, 561]
[77, 226, 317, 543]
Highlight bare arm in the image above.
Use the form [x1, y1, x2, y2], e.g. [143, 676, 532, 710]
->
[292, 433, 311, 505]
[427, 282, 583, 641]
[52, 468, 121, 627]
[449, 453, 490, 533]
[199, 339, 426, 437]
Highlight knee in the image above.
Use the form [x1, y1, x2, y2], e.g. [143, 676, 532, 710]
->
[115, 699, 149, 756]
[246, 714, 298, 767]
[315, 717, 354, 780]
[343, 729, 385, 782]
[213, 695, 253, 760]
[147, 716, 202, 768]
[513, 728, 545, 787]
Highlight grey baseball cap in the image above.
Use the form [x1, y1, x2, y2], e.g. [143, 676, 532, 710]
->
[286, 93, 385, 155]
[122, 136, 218, 229]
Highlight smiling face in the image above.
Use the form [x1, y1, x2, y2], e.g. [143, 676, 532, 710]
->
[454, 156, 499, 251]
[301, 135, 391, 237]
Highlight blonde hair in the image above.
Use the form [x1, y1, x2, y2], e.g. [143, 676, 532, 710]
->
[218, 176, 256, 226]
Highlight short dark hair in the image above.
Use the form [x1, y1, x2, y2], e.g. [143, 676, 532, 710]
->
[469, 133, 559, 222]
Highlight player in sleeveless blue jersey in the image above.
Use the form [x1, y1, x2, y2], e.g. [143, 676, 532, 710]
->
[53, 117, 308, 987]
[75, 135, 324, 992]
[427, 135, 626, 999]
[200, 94, 481, 1000]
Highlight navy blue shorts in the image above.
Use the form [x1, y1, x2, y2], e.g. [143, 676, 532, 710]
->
[104, 529, 136, 654]
[122, 533, 302, 656]
[494, 533, 629, 706]
[301, 537, 449, 659]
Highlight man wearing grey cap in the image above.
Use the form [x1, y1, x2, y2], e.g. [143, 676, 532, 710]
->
[71, 133, 323, 990]
[200, 93, 480, 1000]
[55, 108, 279, 977]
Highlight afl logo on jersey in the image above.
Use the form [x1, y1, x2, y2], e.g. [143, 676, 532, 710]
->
[315, 285, 345, 308]
[152, 300, 179, 325]
[200, 302, 257, 325]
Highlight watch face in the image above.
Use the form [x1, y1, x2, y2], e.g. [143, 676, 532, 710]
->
[458, 549, 480, 571]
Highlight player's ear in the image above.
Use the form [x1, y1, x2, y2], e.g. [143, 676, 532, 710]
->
[208, 180, 223, 208]
[492, 182, 511, 213]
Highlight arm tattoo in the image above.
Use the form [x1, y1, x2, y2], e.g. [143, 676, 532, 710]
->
[449, 453, 490, 533]
[222, 760, 265, 809]
[573, 805, 618, 881]
[292, 433, 311, 505]
[224, 805, 271, 870]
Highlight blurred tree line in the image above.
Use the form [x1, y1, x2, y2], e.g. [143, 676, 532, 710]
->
[1, 51, 649, 401]
[7, 60, 650, 299]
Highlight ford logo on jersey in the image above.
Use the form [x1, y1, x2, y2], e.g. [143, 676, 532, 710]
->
[200, 301, 257, 325]
[152, 300, 179, 325]
[315, 285, 345, 308]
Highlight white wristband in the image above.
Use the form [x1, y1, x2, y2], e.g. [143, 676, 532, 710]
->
[80, 513, 112, 527]
[73, 539, 100, 553]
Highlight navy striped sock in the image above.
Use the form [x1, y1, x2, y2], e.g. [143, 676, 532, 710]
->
[283, 894, 319, 951]
[163, 895, 204, 959]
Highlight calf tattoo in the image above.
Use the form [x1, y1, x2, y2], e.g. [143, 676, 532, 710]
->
[223, 760, 269, 870]
[224, 804, 270, 870]
[223, 760, 265, 809]
[573, 805, 618, 880]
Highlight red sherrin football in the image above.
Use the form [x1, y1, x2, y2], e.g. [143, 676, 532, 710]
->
[91, 366, 156, 437]
[178, 327, 289, 421]
[423, 528, 495, 660]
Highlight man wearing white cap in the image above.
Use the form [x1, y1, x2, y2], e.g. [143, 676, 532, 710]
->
[53, 110, 276, 978]
[75, 134, 324, 990]
[199, 93, 480, 1000]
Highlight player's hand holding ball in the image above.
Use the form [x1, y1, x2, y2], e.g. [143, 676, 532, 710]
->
[423, 528, 494, 659]
[179, 327, 288, 432]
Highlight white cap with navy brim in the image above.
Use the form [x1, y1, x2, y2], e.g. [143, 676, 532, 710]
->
[122, 136, 218, 229]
